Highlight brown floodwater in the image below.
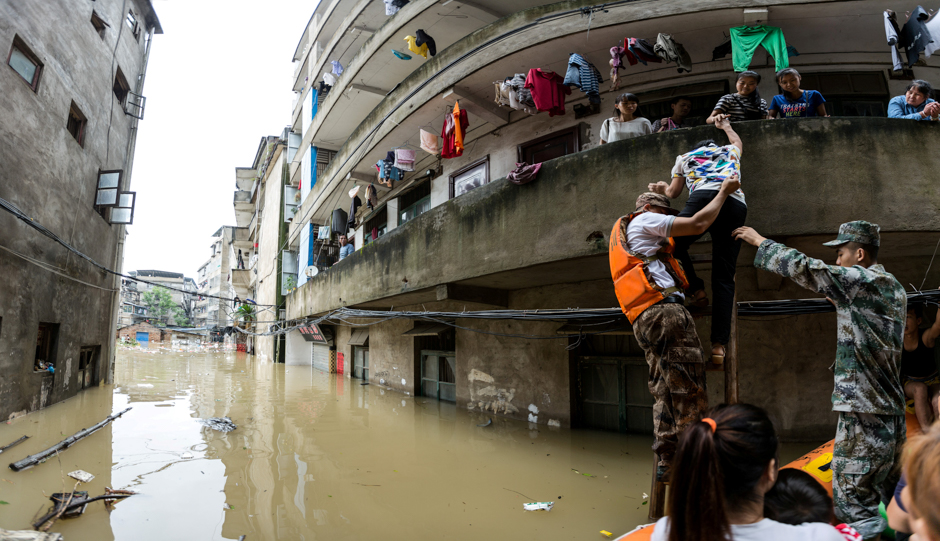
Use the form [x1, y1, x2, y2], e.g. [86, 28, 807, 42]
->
[0, 348, 816, 540]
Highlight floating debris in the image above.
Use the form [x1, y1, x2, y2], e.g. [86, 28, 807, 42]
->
[0, 529, 63, 540]
[203, 417, 237, 432]
[67, 470, 94, 483]
[523, 501, 554, 512]
[477, 418, 492, 427]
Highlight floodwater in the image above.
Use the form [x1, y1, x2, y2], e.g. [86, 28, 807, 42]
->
[0, 349, 813, 540]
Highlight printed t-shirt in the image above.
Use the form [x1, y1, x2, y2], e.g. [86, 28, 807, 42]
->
[625, 212, 683, 298]
[713, 93, 768, 121]
[524, 69, 571, 116]
[600, 117, 652, 142]
[646, 517, 845, 541]
[671, 144, 745, 204]
[770, 90, 826, 118]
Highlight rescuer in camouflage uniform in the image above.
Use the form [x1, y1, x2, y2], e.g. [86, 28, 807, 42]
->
[734, 221, 906, 540]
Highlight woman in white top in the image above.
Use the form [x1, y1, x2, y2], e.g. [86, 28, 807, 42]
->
[640, 404, 845, 541]
[600, 93, 652, 144]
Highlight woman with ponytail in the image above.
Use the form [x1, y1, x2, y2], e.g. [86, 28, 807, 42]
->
[707, 71, 769, 124]
[648, 404, 844, 541]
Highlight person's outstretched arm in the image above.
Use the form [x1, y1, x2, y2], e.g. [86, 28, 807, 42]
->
[670, 176, 740, 237]
[921, 301, 940, 347]
[716, 116, 742, 154]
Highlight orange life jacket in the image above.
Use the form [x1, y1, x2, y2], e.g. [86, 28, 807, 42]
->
[609, 212, 689, 324]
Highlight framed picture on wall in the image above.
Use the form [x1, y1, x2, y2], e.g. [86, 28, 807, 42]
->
[449, 156, 490, 199]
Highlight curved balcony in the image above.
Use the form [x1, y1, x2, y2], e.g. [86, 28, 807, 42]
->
[289, 117, 940, 317]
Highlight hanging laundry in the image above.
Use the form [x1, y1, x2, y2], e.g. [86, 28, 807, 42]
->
[420, 129, 439, 154]
[884, 10, 904, 70]
[348, 196, 362, 230]
[900, 6, 934, 66]
[729, 25, 789, 71]
[415, 29, 436, 56]
[392, 49, 412, 60]
[524, 68, 571, 116]
[712, 37, 732, 61]
[654, 33, 693, 73]
[610, 46, 625, 68]
[331, 60, 344, 76]
[926, 9, 940, 57]
[563, 53, 604, 104]
[495, 79, 512, 106]
[318, 82, 332, 101]
[508, 73, 537, 114]
[372, 227, 378, 241]
[609, 59, 621, 92]
[366, 184, 378, 210]
[507, 162, 542, 185]
[452, 102, 466, 154]
[394, 148, 416, 171]
[441, 103, 469, 159]
[384, 0, 408, 16]
[623, 38, 661, 65]
[787, 45, 800, 57]
[404, 35, 429, 59]
[323, 72, 337, 86]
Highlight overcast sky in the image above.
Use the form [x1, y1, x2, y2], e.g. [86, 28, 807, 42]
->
[122, 0, 315, 278]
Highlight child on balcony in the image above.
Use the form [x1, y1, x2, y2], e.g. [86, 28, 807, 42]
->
[707, 71, 769, 124]
[648, 117, 746, 365]
[769, 68, 828, 118]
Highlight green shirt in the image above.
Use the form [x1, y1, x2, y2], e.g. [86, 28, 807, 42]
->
[755, 240, 906, 415]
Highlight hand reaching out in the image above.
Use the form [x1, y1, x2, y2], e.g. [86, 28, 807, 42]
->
[732, 226, 767, 247]
[719, 173, 740, 195]
[715, 115, 731, 130]
[648, 181, 669, 195]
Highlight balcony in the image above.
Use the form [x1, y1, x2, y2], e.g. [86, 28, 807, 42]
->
[288, 117, 940, 318]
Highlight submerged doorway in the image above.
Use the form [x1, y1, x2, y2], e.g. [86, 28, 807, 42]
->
[352, 346, 369, 381]
[420, 351, 456, 403]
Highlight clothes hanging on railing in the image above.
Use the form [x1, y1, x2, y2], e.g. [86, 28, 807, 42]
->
[394, 148, 416, 171]
[384, 0, 408, 16]
[623, 38, 662, 65]
[900, 6, 934, 66]
[654, 33, 692, 73]
[323, 72, 337, 86]
[562, 53, 603, 104]
[331, 60, 344, 76]
[420, 129, 439, 154]
[610, 46, 625, 68]
[366, 184, 378, 210]
[348, 196, 361, 230]
[884, 10, 904, 70]
[404, 35, 429, 59]
[525, 68, 570, 116]
[729, 25, 789, 71]
[415, 29, 436, 56]
[504, 74, 537, 114]
[441, 102, 469, 158]
[926, 10, 940, 57]
[508, 162, 542, 185]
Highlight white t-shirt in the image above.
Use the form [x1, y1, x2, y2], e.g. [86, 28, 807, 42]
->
[646, 517, 846, 541]
[625, 212, 683, 298]
[600, 117, 652, 143]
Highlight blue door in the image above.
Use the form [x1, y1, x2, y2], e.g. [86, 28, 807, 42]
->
[136, 332, 149, 348]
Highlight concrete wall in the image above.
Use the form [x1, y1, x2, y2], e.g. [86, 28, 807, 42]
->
[0, 0, 158, 419]
[254, 150, 287, 361]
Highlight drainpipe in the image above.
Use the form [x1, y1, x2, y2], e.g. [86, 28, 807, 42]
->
[105, 26, 155, 384]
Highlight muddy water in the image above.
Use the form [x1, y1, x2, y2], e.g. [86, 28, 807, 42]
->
[0, 349, 813, 540]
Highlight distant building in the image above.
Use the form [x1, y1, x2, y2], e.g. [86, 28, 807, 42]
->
[118, 278, 147, 327]
[0, 0, 161, 418]
[129, 269, 197, 326]
[194, 227, 241, 330]
[117, 321, 205, 348]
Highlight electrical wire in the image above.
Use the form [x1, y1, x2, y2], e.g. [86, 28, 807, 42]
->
[0, 244, 118, 292]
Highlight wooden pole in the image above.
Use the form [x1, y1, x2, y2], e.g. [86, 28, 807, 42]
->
[9, 408, 132, 472]
[0, 435, 29, 453]
[725, 290, 739, 404]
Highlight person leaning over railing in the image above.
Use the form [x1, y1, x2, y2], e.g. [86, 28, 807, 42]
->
[888, 80, 939, 120]
[768, 68, 828, 119]
[706, 71, 769, 124]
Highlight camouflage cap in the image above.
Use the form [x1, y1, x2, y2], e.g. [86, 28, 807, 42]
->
[635, 192, 678, 215]
[822, 220, 881, 247]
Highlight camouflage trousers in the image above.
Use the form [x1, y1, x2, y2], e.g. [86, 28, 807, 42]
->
[633, 302, 708, 469]
[833, 411, 905, 540]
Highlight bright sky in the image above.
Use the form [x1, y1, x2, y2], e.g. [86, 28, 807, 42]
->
[122, 0, 315, 278]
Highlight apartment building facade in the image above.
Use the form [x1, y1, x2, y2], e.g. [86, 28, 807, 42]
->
[276, 0, 940, 440]
[0, 0, 160, 418]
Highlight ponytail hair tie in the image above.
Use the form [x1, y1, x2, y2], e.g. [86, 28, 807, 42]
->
[702, 417, 717, 433]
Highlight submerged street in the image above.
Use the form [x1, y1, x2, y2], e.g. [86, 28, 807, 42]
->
[0, 348, 658, 540]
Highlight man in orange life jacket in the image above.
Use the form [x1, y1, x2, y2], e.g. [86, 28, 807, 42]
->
[610, 177, 740, 478]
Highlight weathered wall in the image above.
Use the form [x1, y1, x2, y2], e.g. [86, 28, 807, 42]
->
[254, 152, 287, 361]
[0, 0, 157, 419]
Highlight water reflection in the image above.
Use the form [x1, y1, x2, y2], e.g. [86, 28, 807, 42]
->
[0, 349, 666, 540]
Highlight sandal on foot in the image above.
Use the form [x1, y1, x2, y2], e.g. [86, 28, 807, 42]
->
[688, 290, 709, 308]
[711, 345, 726, 366]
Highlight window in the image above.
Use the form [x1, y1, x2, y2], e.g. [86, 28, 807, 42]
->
[420, 351, 456, 403]
[94, 169, 122, 215]
[34, 323, 58, 372]
[113, 67, 130, 104]
[518, 129, 579, 165]
[790, 72, 889, 117]
[90, 11, 108, 38]
[363, 206, 387, 246]
[123, 305, 131, 313]
[398, 181, 431, 224]
[78, 346, 99, 389]
[7, 36, 42, 91]
[125, 10, 141, 40]
[110, 191, 136, 224]
[449, 156, 490, 199]
[66, 101, 86, 147]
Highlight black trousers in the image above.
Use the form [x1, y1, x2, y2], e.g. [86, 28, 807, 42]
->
[673, 190, 748, 345]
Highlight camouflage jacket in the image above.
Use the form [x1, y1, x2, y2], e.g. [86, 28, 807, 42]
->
[755, 240, 906, 415]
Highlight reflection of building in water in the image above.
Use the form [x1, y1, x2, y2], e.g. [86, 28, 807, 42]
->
[256, 0, 940, 443]
[0, 0, 161, 418]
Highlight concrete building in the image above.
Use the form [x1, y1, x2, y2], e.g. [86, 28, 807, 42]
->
[274, 0, 940, 441]
[0, 0, 160, 418]
[128, 269, 197, 326]
[233, 133, 291, 361]
[194, 226, 242, 331]
[117, 321, 204, 348]
[118, 278, 147, 327]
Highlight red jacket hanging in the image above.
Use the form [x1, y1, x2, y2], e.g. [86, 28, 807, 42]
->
[441, 104, 469, 159]
[524, 68, 570, 116]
